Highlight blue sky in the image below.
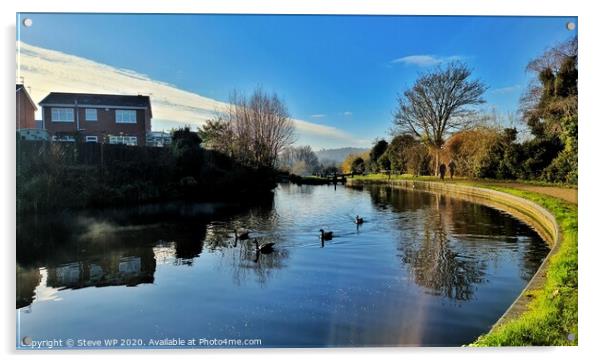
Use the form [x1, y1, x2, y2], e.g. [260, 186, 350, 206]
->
[17, 14, 577, 149]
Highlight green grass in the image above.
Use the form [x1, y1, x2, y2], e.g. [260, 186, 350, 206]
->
[471, 187, 578, 346]
[352, 174, 578, 346]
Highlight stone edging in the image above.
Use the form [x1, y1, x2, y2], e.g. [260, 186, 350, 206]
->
[346, 178, 561, 330]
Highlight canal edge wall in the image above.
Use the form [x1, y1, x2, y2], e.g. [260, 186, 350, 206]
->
[345, 178, 561, 332]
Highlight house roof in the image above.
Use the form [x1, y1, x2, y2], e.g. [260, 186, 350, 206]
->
[16, 84, 38, 111]
[39, 92, 152, 117]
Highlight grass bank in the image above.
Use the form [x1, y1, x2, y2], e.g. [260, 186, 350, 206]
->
[351, 173, 577, 189]
[351, 174, 578, 346]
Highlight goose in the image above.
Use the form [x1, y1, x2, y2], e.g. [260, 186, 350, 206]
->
[234, 228, 250, 240]
[319, 229, 333, 241]
[253, 239, 275, 253]
[355, 215, 364, 225]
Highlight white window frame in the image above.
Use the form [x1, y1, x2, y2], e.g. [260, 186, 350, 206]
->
[85, 108, 98, 121]
[51, 135, 76, 142]
[115, 110, 137, 124]
[108, 135, 138, 146]
[85, 136, 98, 143]
[51, 108, 74, 122]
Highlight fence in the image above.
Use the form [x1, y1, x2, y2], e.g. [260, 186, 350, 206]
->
[17, 140, 171, 167]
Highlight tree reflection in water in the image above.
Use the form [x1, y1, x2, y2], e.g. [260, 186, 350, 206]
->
[209, 200, 290, 286]
[367, 187, 487, 302]
[16, 265, 41, 309]
[16, 194, 292, 308]
[226, 240, 289, 286]
[401, 204, 486, 301]
[16, 184, 551, 347]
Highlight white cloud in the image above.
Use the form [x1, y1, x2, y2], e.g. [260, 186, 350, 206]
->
[310, 114, 326, 118]
[343, 111, 352, 116]
[489, 84, 523, 95]
[16, 41, 367, 149]
[390, 54, 464, 67]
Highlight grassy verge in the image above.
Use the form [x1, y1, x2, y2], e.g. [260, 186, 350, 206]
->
[471, 186, 577, 346]
[351, 174, 578, 346]
[352, 173, 577, 189]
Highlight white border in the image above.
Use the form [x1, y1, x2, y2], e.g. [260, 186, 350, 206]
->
[2, 0, 581, 16]
[2, 1, 601, 363]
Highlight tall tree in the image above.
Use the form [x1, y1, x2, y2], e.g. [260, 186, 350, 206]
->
[387, 134, 419, 173]
[369, 139, 389, 172]
[222, 88, 296, 169]
[341, 151, 370, 174]
[521, 36, 578, 138]
[171, 127, 203, 179]
[520, 36, 578, 183]
[351, 157, 366, 174]
[393, 62, 487, 171]
[198, 118, 234, 156]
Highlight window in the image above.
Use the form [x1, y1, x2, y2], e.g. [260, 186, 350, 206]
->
[146, 132, 172, 147]
[115, 110, 137, 124]
[85, 136, 98, 143]
[51, 135, 76, 142]
[108, 135, 137, 146]
[85, 108, 98, 121]
[51, 108, 74, 122]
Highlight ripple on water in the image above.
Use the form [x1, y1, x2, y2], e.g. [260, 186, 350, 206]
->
[16, 184, 549, 347]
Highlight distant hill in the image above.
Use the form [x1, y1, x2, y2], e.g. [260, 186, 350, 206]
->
[315, 147, 369, 164]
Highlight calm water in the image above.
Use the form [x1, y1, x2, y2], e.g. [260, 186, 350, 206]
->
[16, 184, 549, 348]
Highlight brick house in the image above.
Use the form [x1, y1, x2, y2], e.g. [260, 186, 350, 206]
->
[16, 84, 37, 130]
[39, 92, 152, 145]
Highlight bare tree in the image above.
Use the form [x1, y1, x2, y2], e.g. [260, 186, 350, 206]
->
[278, 146, 296, 171]
[278, 145, 319, 175]
[222, 88, 296, 168]
[525, 36, 577, 74]
[393, 62, 487, 171]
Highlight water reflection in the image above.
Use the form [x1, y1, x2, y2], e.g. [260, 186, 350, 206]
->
[46, 248, 156, 290]
[365, 186, 545, 302]
[16, 265, 41, 309]
[401, 207, 486, 301]
[16, 195, 291, 307]
[16, 185, 549, 347]
[224, 241, 290, 286]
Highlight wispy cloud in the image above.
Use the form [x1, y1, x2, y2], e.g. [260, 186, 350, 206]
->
[310, 114, 326, 118]
[343, 111, 352, 116]
[489, 84, 523, 95]
[17, 41, 368, 149]
[390, 54, 464, 67]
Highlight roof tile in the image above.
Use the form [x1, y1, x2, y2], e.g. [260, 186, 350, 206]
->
[39, 92, 152, 109]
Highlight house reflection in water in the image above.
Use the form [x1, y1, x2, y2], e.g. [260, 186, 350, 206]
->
[16, 197, 278, 309]
[46, 248, 155, 290]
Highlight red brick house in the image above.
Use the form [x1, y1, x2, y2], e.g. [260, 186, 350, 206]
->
[39, 92, 152, 145]
[16, 84, 37, 130]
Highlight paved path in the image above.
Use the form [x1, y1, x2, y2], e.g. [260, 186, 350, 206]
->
[486, 182, 577, 204]
[357, 175, 578, 204]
